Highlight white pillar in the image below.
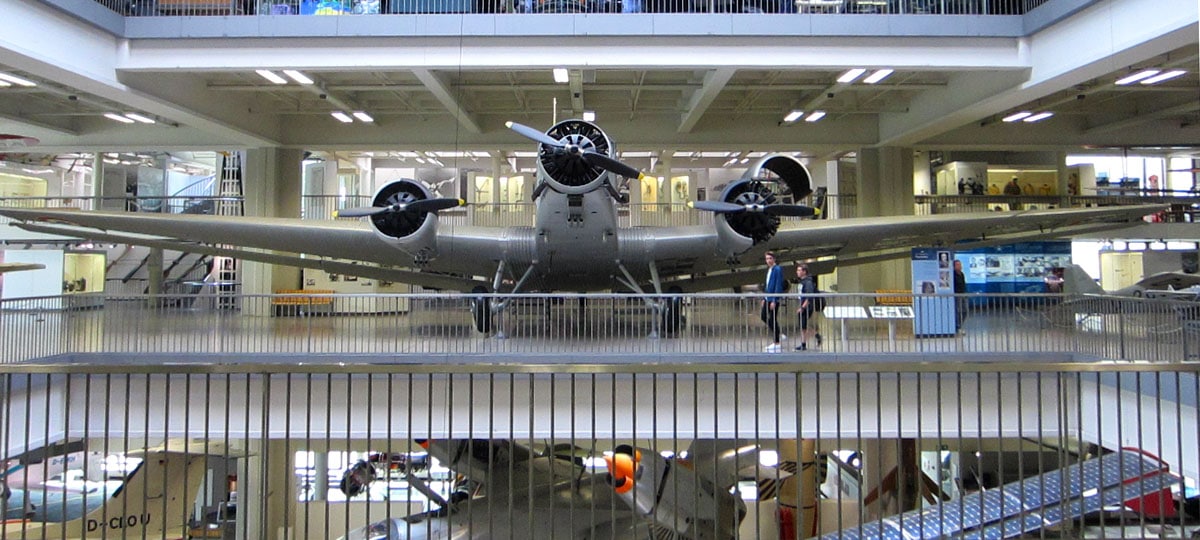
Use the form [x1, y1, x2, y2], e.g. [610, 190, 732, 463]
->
[839, 147, 915, 293]
[241, 148, 304, 310]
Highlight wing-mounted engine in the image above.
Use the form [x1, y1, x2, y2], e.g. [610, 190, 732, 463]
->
[338, 180, 464, 263]
[704, 154, 815, 257]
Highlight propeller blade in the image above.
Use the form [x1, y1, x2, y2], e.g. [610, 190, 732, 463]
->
[335, 198, 464, 218]
[335, 206, 390, 218]
[581, 151, 642, 180]
[764, 205, 820, 218]
[688, 201, 746, 213]
[506, 121, 564, 147]
[408, 198, 465, 213]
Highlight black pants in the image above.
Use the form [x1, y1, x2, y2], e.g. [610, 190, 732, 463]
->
[761, 301, 780, 343]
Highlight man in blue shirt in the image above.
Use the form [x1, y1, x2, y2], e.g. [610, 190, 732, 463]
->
[761, 251, 785, 352]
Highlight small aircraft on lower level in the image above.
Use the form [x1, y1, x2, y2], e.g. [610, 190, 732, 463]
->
[336, 438, 784, 540]
[1063, 264, 1200, 298]
[0, 120, 1165, 333]
[1, 443, 211, 539]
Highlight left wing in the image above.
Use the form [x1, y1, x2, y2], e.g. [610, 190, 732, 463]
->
[641, 204, 1165, 290]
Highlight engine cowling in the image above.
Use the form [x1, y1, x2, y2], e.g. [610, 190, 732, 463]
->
[713, 154, 813, 256]
[535, 119, 614, 195]
[368, 180, 439, 261]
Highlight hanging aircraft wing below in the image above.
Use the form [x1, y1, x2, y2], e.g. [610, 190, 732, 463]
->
[817, 449, 1179, 540]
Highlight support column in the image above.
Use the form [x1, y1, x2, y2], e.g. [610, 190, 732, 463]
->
[838, 147, 915, 293]
[146, 247, 163, 303]
[1056, 151, 1070, 205]
[241, 148, 304, 314]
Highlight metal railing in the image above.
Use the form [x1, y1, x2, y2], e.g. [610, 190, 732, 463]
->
[3, 292, 1199, 363]
[98, 0, 1057, 16]
[916, 194, 1200, 222]
[0, 361, 1196, 539]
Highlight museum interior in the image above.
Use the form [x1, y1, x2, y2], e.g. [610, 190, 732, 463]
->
[0, 0, 1197, 538]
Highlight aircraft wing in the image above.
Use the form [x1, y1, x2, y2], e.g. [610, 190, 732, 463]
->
[645, 204, 1164, 290]
[0, 208, 510, 290]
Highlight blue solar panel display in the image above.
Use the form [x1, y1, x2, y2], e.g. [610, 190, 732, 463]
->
[818, 450, 1178, 540]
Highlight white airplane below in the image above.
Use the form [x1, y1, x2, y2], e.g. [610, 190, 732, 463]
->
[0, 120, 1165, 330]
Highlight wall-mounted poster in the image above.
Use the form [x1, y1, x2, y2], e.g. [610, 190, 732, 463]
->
[640, 176, 660, 204]
[472, 174, 494, 205]
[670, 175, 690, 204]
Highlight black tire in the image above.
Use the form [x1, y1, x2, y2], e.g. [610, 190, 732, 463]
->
[470, 285, 492, 333]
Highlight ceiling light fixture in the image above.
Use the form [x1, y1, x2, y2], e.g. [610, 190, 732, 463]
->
[1140, 70, 1186, 85]
[1002, 111, 1032, 122]
[783, 110, 805, 122]
[1023, 111, 1054, 122]
[351, 111, 374, 122]
[553, 68, 569, 83]
[582, 110, 595, 122]
[805, 110, 826, 122]
[0, 73, 36, 87]
[124, 113, 156, 124]
[1114, 69, 1160, 85]
[837, 68, 867, 84]
[282, 70, 314, 85]
[862, 69, 894, 84]
[103, 112, 135, 124]
[256, 69, 289, 85]
[330, 111, 353, 123]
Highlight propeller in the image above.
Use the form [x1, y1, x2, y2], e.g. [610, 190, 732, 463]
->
[336, 197, 464, 218]
[688, 200, 819, 217]
[506, 120, 648, 182]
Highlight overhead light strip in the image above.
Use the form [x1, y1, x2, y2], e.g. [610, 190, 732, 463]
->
[124, 113, 156, 124]
[0, 73, 37, 87]
[553, 68, 569, 84]
[837, 68, 867, 84]
[282, 70, 314, 85]
[1114, 69, 1159, 85]
[351, 111, 374, 123]
[862, 69, 893, 84]
[103, 112, 135, 124]
[804, 110, 826, 122]
[256, 69, 289, 85]
[783, 110, 804, 122]
[1140, 70, 1186, 85]
[330, 111, 353, 123]
[1023, 111, 1054, 123]
[1002, 111, 1032, 122]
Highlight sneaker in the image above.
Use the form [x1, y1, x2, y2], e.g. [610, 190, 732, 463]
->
[764, 343, 782, 353]
[795, 344, 807, 351]
[815, 333, 823, 347]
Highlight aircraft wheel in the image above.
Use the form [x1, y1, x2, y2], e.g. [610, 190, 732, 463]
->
[470, 285, 493, 333]
[661, 286, 685, 335]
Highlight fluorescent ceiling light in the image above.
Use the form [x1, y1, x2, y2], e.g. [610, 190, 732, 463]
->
[124, 113, 156, 124]
[330, 111, 353, 123]
[352, 111, 374, 122]
[783, 110, 804, 122]
[103, 112, 135, 124]
[0, 73, 36, 87]
[837, 68, 867, 84]
[1022, 111, 1054, 123]
[1140, 70, 1186, 85]
[256, 69, 288, 85]
[1002, 111, 1032, 122]
[582, 110, 595, 122]
[553, 68, 569, 83]
[804, 110, 826, 122]
[862, 69, 894, 84]
[1114, 69, 1159, 85]
[282, 70, 314, 85]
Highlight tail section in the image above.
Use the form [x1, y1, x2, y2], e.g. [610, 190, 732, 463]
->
[4, 446, 207, 538]
[1063, 264, 1104, 294]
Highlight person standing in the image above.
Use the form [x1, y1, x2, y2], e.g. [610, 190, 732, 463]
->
[1004, 176, 1023, 210]
[953, 259, 967, 332]
[794, 263, 822, 351]
[761, 251, 785, 353]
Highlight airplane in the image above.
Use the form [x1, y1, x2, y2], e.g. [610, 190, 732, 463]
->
[0, 262, 45, 273]
[0, 119, 1166, 333]
[1062, 264, 1200, 299]
[1, 442, 212, 539]
[336, 438, 784, 540]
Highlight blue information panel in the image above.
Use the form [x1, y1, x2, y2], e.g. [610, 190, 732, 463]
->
[912, 248, 956, 337]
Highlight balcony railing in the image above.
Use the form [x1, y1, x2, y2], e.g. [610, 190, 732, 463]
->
[92, 0, 1058, 16]
[3, 292, 1199, 363]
